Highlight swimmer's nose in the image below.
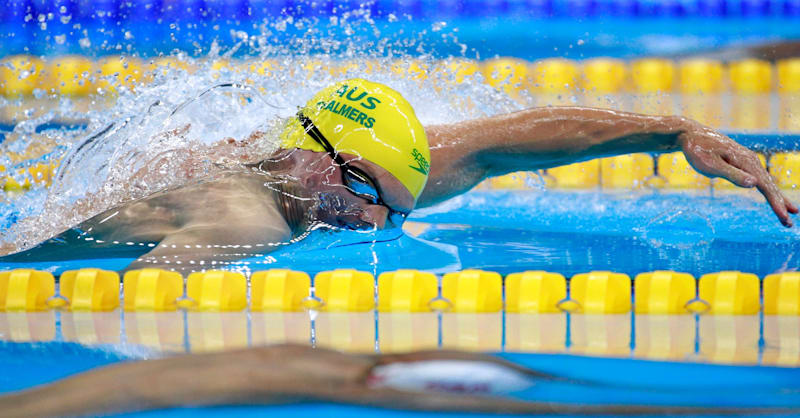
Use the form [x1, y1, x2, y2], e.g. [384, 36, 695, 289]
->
[384, 213, 404, 230]
[359, 205, 389, 229]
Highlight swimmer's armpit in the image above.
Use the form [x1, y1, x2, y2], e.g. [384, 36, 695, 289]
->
[0, 345, 789, 417]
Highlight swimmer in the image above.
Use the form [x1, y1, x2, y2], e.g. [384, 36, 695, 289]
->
[1, 78, 795, 271]
[0, 344, 792, 417]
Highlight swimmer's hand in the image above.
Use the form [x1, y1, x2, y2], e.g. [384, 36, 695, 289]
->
[675, 117, 799, 227]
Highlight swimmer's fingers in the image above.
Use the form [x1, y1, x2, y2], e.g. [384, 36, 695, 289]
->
[756, 178, 795, 227]
[723, 150, 796, 228]
[688, 151, 751, 185]
[787, 196, 799, 214]
[687, 140, 795, 227]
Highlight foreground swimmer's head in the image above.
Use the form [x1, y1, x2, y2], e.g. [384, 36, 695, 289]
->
[278, 78, 430, 230]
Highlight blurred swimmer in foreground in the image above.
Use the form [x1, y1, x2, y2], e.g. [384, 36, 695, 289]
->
[1, 78, 795, 271]
[0, 344, 795, 417]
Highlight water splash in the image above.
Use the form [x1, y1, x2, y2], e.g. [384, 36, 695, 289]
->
[640, 208, 715, 250]
[0, 12, 519, 260]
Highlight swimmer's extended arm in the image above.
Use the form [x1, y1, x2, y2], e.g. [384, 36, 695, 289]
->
[421, 107, 797, 226]
[0, 345, 771, 417]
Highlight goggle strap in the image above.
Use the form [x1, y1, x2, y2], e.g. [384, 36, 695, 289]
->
[297, 112, 337, 157]
[296, 112, 410, 216]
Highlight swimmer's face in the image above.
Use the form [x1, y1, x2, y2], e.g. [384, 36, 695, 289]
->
[299, 150, 415, 230]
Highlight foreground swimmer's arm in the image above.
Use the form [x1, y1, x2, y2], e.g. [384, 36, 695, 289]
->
[421, 107, 797, 226]
[0, 345, 782, 417]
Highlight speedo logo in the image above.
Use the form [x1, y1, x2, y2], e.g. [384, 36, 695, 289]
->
[410, 148, 430, 175]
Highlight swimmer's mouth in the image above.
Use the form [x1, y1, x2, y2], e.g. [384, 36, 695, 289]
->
[343, 212, 406, 231]
[334, 216, 378, 231]
[345, 221, 372, 230]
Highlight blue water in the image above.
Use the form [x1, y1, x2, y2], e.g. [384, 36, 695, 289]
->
[4, 4, 800, 59]
[3, 340, 800, 417]
[1, 188, 799, 415]
[3, 2, 800, 415]
[409, 189, 800, 278]
[3, 189, 798, 278]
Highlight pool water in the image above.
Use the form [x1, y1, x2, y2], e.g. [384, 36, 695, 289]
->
[2, 3, 800, 415]
[411, 189, 800, 278]
[2, 125, 800, 416]
[1, 190, 799, 364]
[3, 188, 797, 277]
[3, 339, 800, 417]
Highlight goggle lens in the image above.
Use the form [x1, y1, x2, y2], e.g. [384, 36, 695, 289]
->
[342, 167, 380, 204]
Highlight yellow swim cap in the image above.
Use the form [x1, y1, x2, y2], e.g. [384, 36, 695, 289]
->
[280, 78, 430, 201]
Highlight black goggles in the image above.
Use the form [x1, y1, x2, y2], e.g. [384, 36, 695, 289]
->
[297, 112, 410, 218]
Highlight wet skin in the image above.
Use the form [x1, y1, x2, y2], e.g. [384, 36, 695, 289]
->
[0, 108, 796, 416]
[0, 148, 413, 272]
[421, 108, 797, 226]
[1, 107, 794, 271]
[264, 147, 414, 230]
[0, 344, 790, 417]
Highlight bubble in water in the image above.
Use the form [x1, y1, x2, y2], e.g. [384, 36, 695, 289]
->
[641, 209, 715, 250]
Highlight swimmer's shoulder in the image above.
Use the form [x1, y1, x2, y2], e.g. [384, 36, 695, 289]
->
[81, 171, 290, 243]
[182, 171, 293, 241]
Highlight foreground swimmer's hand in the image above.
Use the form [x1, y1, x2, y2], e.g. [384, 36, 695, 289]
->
[0, 344, 789, 417]
[675, 117, 799, 227]
[420, 107, 796, 226]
